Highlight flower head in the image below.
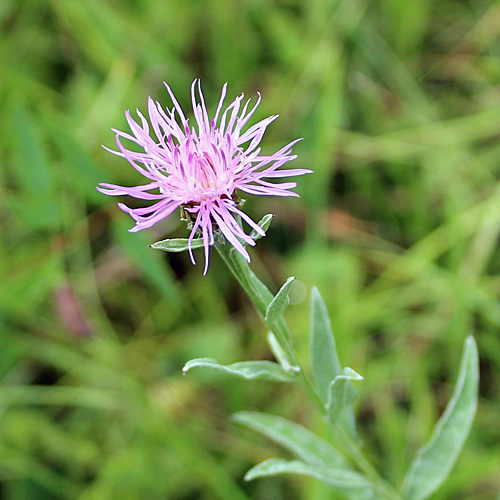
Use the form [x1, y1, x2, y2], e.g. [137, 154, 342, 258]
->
[98, 80, 310, 273]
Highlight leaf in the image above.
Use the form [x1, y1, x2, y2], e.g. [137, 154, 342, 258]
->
[327, 367, 363, 439]
[310, 287, 342, 404]
[183, 359, 297, 382]
[265, 277, 296, 323]
[402, 336, 479, 500]
[250, 214, 274, 240]
[244, 458, 373, 491]
[232, 411, 349, 468]
[267, 332, 300, 374]
[151, 238, 205, 252]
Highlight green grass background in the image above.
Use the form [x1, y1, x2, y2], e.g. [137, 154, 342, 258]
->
[1, 0, 500, 498]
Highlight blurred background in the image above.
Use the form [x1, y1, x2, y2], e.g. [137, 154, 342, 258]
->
[1, 0, 500, 498]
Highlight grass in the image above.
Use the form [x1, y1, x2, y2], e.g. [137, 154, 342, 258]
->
[1, 0, 500, 498]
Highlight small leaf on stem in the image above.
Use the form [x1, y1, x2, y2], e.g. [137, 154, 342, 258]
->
[151, 237, 205, 252]
[265, 277, 296, 323]
[183, 358, 297, 382]
[267, 332, 300, 373]
[250, 214, 274, 240]
[327, 367, 364, 439]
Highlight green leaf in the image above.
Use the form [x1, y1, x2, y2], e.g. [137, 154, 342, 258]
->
[267, 332, 299, 374]
[265, 277, 296, 323]
[232, 411, 349, 468]
[250, 214, 274, 240]
[327, 367, 363, 439]
[244, 458, 373, 490]
[151, 238, 205, 252]
[310, 287, 342, 404]
[402, 336, 479, 500]
[183, 359, 297, 382]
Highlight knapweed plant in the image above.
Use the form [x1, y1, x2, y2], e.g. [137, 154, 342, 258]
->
[99, 81, 479, 500]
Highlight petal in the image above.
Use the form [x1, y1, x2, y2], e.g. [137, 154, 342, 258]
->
[213, 83, 228, 125]
[97, 182, 165, 200]
[211, 205, 252, 261]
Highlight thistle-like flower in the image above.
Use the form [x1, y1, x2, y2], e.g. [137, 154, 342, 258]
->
[98, 80, 310, 273]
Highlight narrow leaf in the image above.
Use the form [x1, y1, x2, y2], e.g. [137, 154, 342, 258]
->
[183, 358, 297, 382]
[232, 411, 349, 468]
[267, 332, 300, 374]
[327, 367, 363, 439]
[310, 287, 342, 404]
[151, 238, 205, 252]
[245, 458, 373, 490]
[250, 214, 274, 240]
[265, 277, 296, 323]
[402, 336, 479, 500]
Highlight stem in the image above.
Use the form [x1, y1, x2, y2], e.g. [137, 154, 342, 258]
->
[215, 238, 323, 411]
[215, 238, 402, 500]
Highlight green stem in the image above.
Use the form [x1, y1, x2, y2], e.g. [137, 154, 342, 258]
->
[215, 238, 323, 411]
[215, 238, 402, 500]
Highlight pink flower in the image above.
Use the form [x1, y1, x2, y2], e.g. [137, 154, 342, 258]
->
[98, 80, 310, 273]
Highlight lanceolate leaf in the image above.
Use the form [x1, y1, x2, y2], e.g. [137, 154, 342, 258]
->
[327, 367, 363, 439]
[310, 287, 342, 404]
[402, 336, 479, 500]
[244, 458, 373, 491]
[232, 411, 349, 468]
[265, 277, 296, 323]
[267, 332, 299, 374]
[151, 238, 205, 252]
[182, 359, 297, 382]
[250, 214, 274, 240]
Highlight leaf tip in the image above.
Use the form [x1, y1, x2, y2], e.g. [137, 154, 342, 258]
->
[243, 471, 254, 482]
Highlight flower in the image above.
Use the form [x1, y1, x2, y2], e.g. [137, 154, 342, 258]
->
[98, 79, 310, 273]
